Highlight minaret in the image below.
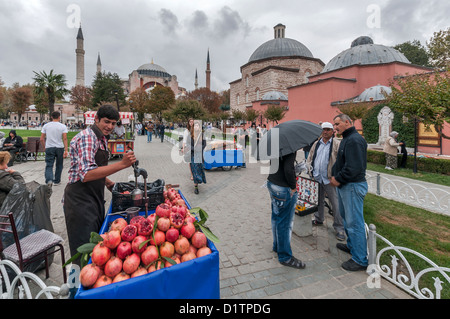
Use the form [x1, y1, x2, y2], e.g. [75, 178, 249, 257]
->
[205, 49, 211, 90]
[194, 69, 198, 90]
[97, 52, 102, 74]
[75, 25, 85, 86]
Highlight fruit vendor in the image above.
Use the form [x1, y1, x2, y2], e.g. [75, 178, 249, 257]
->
[63, 105, 137, 264]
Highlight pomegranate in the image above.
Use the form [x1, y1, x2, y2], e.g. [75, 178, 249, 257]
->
[116, 241, 132, 260]
[175, 198, 187, 208]
[137, 218, 153, 236]
[157, 217, 170, 232]
[110, 218, 127, 232]
[191, 231, 207, 249]
[130, 215, 145, 225]
[79, 263, 101, 288]
[93, 275, 112, 288]
[132, 235, 148, 254]
[155, 203, 171, 218]
[121, 224, 138, 242]
[150, 230, 165, 246]
[197, 246, 212, 258]
[188, 245, 198, 255]
[185, 213, 196, 224]
[169, 211, 184, 229]
[159, 241, 174, 258]
[167, 189, 177, 200]
[104, 256, 123, 278]
[180, 221, 196, 239]
[123, 253, 141, 274]
[174, 236, 190, 255]
[141, 245, 159, 266]
[102, 230, 121, 249]
[113, 272, 130, 283]
[164, 256, 180, 268]
[91, 242, 111, 266]
[181, 251, 197, 263]
[147, 213, 156, 225]
[165, 227, 179, 243]
[148, 260, 163, 273]
[131, 266, 148, 278]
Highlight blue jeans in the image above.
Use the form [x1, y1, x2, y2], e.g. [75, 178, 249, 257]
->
[45, 147, 64, 184]
[337, 181, 368, 266]
[147, 131, 152, 142]
[267, 181, 298, 263]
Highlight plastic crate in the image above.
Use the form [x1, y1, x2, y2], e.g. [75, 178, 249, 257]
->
[111, 180, 164, 213]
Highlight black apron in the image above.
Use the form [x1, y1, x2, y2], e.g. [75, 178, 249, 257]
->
[63, 125, 109, 262]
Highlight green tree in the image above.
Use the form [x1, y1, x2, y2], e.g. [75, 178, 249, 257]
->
[394, 40, 430, 67]
[263, 105, 286, 126]
[90, 72, 125, 109]
[387, 70, 450, 139]
[11, 86, 32, 123]
[427, 28, 450, 69]
[244, 108, 259, 124]
[33, 70, 69, 114]
[128, 87, 150, 122]
[148, 86, 175, 121]
[167, 99, 206, 124]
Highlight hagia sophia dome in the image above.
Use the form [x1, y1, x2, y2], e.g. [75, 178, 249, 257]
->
[248, 23, 314, 63]
[136, 61, 172, 78]
[322, 36, 411, 73]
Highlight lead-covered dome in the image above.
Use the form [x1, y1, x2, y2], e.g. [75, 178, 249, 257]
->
[355, 85, 392, 102]
[262, 90, 288, 100]
[137, 61, 171, 78]
[248, 24, 314, 63]
[322, 36, 410, 73]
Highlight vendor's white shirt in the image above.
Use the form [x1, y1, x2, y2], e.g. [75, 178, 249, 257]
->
[114, 125, 126, 137]
[41, 121, 68, 148]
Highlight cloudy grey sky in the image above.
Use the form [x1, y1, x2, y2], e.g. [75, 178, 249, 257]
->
[0, 0, 448, 93]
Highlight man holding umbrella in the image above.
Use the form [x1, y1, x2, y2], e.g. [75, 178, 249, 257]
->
[261, 120, 322, 269]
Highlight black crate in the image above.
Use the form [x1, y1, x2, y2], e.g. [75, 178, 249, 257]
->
[111, 179, 165, 213]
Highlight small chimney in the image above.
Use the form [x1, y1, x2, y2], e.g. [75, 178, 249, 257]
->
[274, 23, 286, 39]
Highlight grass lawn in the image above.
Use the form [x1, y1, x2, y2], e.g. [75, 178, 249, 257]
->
[364, 193, 450, 299]
[1, 129, 79, 144]
[367, 162, 450, 187]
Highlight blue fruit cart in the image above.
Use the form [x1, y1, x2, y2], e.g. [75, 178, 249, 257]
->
[203, 149, 244, 171]
[74, 191, 220, 299]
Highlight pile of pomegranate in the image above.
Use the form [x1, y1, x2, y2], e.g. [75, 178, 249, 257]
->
[79, 187, 212, 289]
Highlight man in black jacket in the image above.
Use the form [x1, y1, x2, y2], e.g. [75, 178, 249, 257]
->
[330, 114, 368, 271]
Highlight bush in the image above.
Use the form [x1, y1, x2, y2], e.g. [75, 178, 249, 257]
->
[367, 149, 450, 175]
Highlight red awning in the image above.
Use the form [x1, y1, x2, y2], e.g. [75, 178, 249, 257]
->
[84, 111, 134, 120]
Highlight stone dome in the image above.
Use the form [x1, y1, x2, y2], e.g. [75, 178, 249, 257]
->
[248, 24, 314, 63]
[322, 36, 410, 73]
[355, 85, 392, 102]
[262, 90, 288, 100]
[137, 61, 171, 78]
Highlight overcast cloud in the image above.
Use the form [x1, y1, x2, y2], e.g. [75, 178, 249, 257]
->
[0, 0, 448, 93]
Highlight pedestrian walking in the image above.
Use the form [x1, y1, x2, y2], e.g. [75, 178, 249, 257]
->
[40, 111, 69, 186]
[306, 122, 345, 241]
[187, 120, 206, 194]
[383, 131, 403, 170]
[146, 121, 154, 142]
[330, 114, 368, 271]
[63, 105, 136, 264]
[159, 123, 165, 142]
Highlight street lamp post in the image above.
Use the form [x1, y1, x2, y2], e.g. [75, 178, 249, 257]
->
[114, 90, 120, 112]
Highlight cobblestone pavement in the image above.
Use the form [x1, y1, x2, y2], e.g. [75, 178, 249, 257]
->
[14, 133, 412, 299]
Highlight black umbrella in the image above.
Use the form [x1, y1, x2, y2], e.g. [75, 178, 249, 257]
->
[258, 120, 322, 160]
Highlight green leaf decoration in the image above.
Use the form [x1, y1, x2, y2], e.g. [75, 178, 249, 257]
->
[162, 256, 177, 265]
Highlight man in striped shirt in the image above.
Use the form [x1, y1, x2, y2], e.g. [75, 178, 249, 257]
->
[64, 105, 136, 262]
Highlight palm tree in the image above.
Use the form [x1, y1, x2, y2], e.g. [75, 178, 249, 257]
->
[33, 70, 69, 114]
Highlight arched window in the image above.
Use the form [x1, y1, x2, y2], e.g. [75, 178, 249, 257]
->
[245, 92, 249, 103]
[256, 89, 260, 100]
[236, 94, 240, 105]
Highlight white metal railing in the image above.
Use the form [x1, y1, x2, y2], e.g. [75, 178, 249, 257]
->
[366, 172, 450, 216]
[366, 224, 450, 299]
[0, 259, 69, 299]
